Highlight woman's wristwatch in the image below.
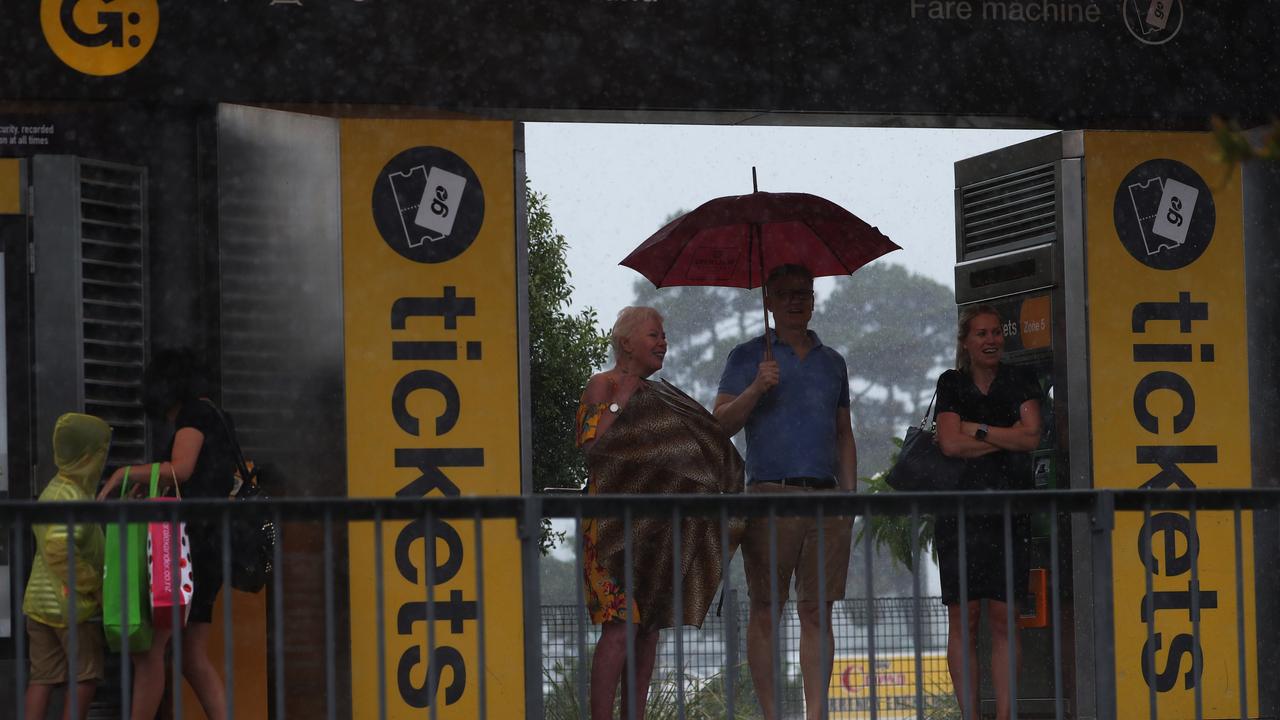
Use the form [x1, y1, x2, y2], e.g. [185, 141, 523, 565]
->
[974, 424, 989, 441]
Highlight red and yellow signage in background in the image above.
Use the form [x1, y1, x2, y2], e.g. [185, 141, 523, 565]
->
[1085, 132, 1257, 718]
[828, 653, 953, 719]
[340, 119, 524, 718]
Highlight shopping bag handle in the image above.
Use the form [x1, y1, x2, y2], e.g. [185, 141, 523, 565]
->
[122, 464, 163, 499]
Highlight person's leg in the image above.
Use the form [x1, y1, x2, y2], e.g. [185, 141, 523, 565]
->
[795, 600, 835, 720]
[987, 600, 1019, 720]
[65, 681, 98, 720]
[24, 683, 54, 720]
[946, 601, 981, 720]
[590, 622, 627, 720]
[792, 506, 852, 720]
[181, 622, 227, 720]
[25, 617, 63, 720]
[131, 626, 171, 720]
[746, 599, 783, 720]
[621, 628, 661, 720]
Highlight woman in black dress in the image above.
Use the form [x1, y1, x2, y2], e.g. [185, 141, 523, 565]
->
[935, 305, 1042, 720]
[97, 349, 235, 720]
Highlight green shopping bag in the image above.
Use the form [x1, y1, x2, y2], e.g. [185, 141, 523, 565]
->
[103, 464, 158, 652]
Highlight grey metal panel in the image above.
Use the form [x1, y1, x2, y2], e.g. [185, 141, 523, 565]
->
[216, 103, 345, 488]
[215, 102, 348, 719]
[31, 155, 83, 488]
[954, 243, 1056, 305]
[1058, 157, 1099, 720]
[955, 131, 1083, 188]
[1243, 143, 1280, 718]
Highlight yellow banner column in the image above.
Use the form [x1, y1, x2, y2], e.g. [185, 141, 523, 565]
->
[340, 119, 525, 718]
[1084, 131, 1258, 718]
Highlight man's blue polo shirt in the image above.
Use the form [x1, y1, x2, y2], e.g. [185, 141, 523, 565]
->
[717, 331, 850, 483]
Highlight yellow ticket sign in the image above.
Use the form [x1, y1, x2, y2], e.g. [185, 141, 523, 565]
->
[340, 118, 525, 718]
[828, 652, 953, 719]
[1084, 131, 1258, 718]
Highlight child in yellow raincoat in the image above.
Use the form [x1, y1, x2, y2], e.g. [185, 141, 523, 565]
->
[22, 413, 111, 720]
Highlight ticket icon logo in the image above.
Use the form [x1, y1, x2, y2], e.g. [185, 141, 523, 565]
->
[1113, 159, 1214, 271]
[372, 146, 485, 264]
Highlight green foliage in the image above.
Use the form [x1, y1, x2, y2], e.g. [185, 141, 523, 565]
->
[856, 438, 938, 572]
[528, 185, 610, 497]
[528, 184, 610, 553]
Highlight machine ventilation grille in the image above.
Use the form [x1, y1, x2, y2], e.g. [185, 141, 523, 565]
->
[960, 163, 1057, 260]
[79, 160, 149, 468]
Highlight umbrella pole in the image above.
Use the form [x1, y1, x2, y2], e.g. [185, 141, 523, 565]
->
[755, 221, 773, 362]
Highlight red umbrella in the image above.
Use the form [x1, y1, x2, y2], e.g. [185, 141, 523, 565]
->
[620, 177, 901, 355]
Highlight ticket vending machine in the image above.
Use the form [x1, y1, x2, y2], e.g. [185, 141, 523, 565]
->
[954, 132, 1089, 719]
[956, 131, 1271, 719]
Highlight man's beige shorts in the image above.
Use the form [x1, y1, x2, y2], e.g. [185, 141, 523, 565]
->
[742, 482, 853, 605]
[26, 618, 105, 685]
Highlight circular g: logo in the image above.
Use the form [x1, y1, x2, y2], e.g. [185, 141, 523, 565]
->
[41, 0, 159, 76]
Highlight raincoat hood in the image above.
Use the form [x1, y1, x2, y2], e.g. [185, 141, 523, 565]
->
[23, 413, 110, 627]
[53, 413, 112, 495]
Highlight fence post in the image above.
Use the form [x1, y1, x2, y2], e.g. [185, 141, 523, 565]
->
[1090, 491, 1117, 719]
[521, 495, 545, 719]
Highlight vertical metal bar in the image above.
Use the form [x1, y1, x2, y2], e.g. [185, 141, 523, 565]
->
[472, 509, 488, 720]
[324, 507, 337, 720]
[1233, 502, 1248, 720]
[767, 506, 781, 720]
[272, 506, 287, 720]
[864, 506, 877, 720]
[170, 504, 183, 720]
[671, 505, 685, 718]
[623, 505, 636, 720]
[575, 507, 587, 716]
[222, 506, 236, 720]
[1003, 498, 1016, 720]
[1189, 498, 1202, 720]
[374, 508, 388, 720]
[720, 504, 736, 719]
[424, 509, 439, 720]
[1143, 501, 1156, 720]
[957, 499, 972, 720]
[817, 502, 828, 720]
[12, 519, 25, 720]
[115, 505, 130, 719]
[1091, 492, 1117, 719]
[1049, 498, 1064, 720]
[910, 502, 924, 719]
[520, 496, 545, 720]
[66, 514, 79, 720]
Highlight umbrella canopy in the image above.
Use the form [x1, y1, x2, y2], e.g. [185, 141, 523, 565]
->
[620, 191, 901, 289]
[588, 379, 745, 630]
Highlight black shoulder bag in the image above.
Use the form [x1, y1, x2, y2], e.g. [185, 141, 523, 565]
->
[884, 382, 965, 492]
[205, 401, 278, 593]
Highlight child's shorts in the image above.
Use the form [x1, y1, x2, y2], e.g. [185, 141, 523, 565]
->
[26, 618, 105, 684]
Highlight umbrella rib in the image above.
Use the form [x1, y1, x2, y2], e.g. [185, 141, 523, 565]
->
[801, 218, 860, 276]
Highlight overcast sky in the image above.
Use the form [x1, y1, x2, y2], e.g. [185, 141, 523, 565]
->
[524, 122, 1054, 329]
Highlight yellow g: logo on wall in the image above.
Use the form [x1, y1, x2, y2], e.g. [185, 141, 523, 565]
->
[41, 0, 159, 76]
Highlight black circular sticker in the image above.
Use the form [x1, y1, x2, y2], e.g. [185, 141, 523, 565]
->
[1112, 159, 1214, 271]
[371, 146, 485, 264]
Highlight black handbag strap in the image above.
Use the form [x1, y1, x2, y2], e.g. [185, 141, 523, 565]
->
[916, 386, 940, 431]
[201, 399, 254, 485]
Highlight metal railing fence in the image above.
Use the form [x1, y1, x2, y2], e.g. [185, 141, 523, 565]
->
[0, 488, 1275, 719]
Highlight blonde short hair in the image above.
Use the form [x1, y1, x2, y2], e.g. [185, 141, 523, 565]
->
[611, 306, 664, 361]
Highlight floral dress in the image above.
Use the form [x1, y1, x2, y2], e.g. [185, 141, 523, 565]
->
[576, 400, 641, 625]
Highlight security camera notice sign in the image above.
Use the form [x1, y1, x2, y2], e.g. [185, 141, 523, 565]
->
[0, 123, 55, 147]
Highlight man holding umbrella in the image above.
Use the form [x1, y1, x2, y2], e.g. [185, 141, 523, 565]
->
[714, 263, 857, 720]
